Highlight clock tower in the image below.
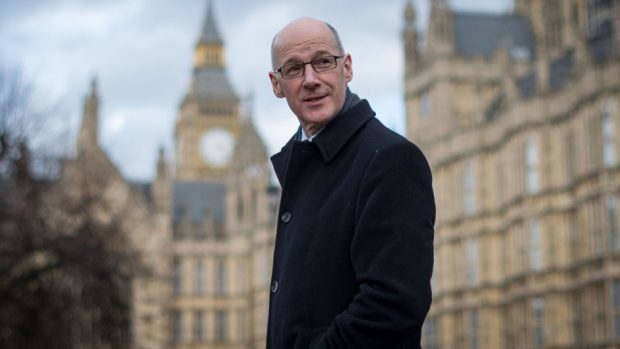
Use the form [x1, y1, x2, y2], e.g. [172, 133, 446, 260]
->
[175, 0, 240, 182]
[154, 2, 277, 348]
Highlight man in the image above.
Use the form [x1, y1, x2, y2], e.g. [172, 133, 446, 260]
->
[267, 17, 435, 349]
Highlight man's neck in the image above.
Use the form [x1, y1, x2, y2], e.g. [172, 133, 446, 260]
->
[297, 88, 361, 141]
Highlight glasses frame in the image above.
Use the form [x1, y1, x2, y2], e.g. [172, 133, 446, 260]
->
[275, 55, 345, 80]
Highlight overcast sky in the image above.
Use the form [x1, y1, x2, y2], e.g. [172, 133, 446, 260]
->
[0, 0, 512, 181]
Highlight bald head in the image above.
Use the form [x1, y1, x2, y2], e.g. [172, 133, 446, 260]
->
[267, 17, 353, 136]
[271, 17, 344, 70]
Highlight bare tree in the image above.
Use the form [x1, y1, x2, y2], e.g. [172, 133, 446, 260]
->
[0, 64, 142, 349]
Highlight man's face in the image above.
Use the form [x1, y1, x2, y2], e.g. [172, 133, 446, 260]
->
[269, 19, 353, 136]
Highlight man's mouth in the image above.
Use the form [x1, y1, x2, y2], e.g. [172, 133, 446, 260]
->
[304, 95, 327, 103]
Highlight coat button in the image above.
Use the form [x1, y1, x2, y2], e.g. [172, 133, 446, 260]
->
[281, 212, 292, 223]
[271, 280, 279, 293]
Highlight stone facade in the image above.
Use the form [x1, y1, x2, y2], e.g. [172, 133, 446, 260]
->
[403, 0, 620, 348]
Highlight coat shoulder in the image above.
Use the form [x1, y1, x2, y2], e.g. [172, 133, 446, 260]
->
[359, 117, 429, 166]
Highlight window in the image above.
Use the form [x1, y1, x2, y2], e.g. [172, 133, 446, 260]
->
[543, 0, 563, 48]
[237, 261, 247, 293]
[565, 130, 577, 182]
[614, 280, 620, 337]
[466, 239, 478, 286]
[194, 260, 204, 295]
[592, 198, 605, 254]
[469, 310, 479, 349]
[608, 195, 618, 252]
[463, 161, 477, 216]
[593, 283, 608, 340]
[251, 190, 258, 221]
[173, 258, 182, 296]
[602, 104, 616, 167]
[420, 92, 431, 118]
[587, 0, 613, 38]
[568, 213, 580, 260]
[526, 136, 540, 194]
[590, 110, 604, 169]
[215, 310, 227, 343]
[173, 206, 188, 240]
[194, 311, 204, 343]
[237, 192, 245, 222]
[238, 310, 248, 341]
[216, 258, 227, 295]
[530, 219, 543, 271]
[171, 310, 182, 344]
[496, 161, 505, 205]
[518, 224, 529, 272]
[533, 298, 544, 348]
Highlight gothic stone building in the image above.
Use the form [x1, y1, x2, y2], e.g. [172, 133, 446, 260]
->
[403, 0, 620, 348]
[71, 2, 277, 348]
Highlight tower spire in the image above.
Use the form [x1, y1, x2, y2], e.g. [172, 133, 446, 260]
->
[200, 0, 222, 45]
[77, 77, 99, 152]
[194, 0, 225, 68]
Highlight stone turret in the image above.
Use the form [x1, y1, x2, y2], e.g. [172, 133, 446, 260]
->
[402, 0, 418, 77]
[427, 0, 454, 58]
[153, 146, 170, 212]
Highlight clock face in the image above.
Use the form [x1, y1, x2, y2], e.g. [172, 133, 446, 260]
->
[199, 128, 235, 167]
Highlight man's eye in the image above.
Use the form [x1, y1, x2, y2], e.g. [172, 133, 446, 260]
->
[315, 58, 331, 66]
[285, 65, 302, 73]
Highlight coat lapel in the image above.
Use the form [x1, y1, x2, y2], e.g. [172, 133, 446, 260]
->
[314, 100, 375, 163]
[270, 99, 375, 185]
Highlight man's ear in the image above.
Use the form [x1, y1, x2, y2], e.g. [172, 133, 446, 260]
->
[343, 54, 353, 83]
[269, 72, 285, 98]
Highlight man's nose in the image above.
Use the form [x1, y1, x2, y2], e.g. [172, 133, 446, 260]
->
[302, 64, 320, 88]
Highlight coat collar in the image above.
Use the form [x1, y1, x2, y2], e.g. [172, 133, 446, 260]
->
[271, 99, 375, 185]
[313, 99, 374, 163]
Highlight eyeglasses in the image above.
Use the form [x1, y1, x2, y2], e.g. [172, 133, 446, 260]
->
[275, 55, 344, 80]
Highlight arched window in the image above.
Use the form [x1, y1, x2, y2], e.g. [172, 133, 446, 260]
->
[194, 260, 204, 295]
[463, 160, 476, 215]
[526, 136, 540, 194]
[215, 310, 227, 343]
[530, 219, 542, 271]
[194, 310, 204, 342]
[602, 103, 616, 167]
[172, 257, 182, 296]
[216, 258, 227, 295]
[466, 239, 478, 285]
[533, 298, 544, 347]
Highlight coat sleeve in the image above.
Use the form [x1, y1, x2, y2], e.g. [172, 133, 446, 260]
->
[309, 140, 435, 349]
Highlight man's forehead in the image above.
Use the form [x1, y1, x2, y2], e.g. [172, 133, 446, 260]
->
[274, 18, 335, 50]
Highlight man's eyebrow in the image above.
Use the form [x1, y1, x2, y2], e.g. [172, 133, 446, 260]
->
[280, 50, 335, 66]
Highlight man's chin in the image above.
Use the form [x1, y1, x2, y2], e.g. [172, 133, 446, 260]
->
[304, 112, 336, 124]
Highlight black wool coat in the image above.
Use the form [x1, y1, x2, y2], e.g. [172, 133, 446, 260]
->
[267, 100, 435, 349]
